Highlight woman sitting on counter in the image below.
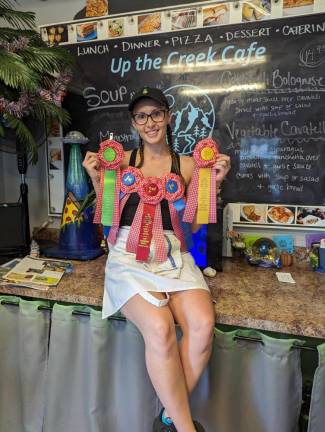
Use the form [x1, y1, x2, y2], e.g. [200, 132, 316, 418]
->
[83, 86, 231, 432]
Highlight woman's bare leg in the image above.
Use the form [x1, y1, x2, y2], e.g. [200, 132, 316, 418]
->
[169, 289, 215, 395]
[121, 293, 196, 432]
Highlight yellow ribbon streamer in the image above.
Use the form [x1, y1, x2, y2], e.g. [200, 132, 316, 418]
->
[197, 168, 211, 224]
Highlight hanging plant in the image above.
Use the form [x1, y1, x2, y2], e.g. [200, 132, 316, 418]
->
[0, 0, 74, 162]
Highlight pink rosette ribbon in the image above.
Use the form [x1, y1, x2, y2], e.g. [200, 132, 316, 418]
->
[183, 138, 220, 224]
[126, 177, 166, 262]
[164, 173, 185, 205]
[107, 167, 143, 245]
[93, 140, 124, 231]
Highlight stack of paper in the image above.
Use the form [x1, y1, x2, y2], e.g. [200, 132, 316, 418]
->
[0, 256, 72, 291]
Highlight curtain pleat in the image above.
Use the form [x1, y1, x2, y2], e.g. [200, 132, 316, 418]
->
[191, 328, 303, 432]
[43, 304, 157, 432]
[307, 343, 325, 432]
[0, 295, 50, 432]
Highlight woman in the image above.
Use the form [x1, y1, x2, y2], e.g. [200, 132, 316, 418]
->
[83, 87, 231, 432]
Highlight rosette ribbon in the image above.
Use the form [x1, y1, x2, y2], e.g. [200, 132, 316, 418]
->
[126, 177, 166, 262]
[107, 166, 143, 244]
[93, 140, 124, 235]
[164, 173, 192, 250]
[120, 166, 142, 200]
[183, 138, 220, 224]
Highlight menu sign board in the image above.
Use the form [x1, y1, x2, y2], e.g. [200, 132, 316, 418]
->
[63, 12, 325, 206]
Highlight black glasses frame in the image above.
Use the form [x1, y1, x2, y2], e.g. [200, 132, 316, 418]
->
[132, 109, 168, 125]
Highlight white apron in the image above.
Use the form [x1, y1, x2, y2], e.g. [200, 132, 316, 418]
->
[102, 226, 209, 319]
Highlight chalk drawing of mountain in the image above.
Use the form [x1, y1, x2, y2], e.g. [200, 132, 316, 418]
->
[170, 102, 214, 153]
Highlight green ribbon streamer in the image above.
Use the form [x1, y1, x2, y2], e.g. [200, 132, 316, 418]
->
[101, 169, 116, 226]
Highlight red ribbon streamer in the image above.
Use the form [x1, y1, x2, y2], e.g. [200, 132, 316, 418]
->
[136, 203, 156, 261]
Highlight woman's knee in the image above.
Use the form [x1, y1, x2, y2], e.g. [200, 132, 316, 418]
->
[144, 315, 177, 355]
[186, 313, 215, 349]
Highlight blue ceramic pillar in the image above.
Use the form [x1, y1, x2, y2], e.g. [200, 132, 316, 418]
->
[45, 131, 103, 260]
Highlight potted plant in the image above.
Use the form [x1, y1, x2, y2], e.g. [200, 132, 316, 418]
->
[0, 0, 73, 162]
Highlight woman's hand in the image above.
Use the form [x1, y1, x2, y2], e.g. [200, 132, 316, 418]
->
[214, 153, 231, 183]
[82, 151, 100, 193]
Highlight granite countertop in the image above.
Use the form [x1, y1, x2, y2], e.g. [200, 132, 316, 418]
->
[1, 255, 324, 339]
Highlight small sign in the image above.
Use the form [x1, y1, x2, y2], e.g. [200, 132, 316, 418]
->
[276, 272, 296, 284]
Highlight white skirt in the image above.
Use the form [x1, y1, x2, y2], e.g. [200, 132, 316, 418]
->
[102, 226, 209, 318]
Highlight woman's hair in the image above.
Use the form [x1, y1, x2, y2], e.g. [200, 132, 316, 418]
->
[136, 124, 181, 177]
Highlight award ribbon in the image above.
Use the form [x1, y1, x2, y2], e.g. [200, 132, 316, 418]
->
[164, 173, 192, 251]
[107, 167, 143, 245]
[183, 138, 219, 224]
[126, 177, 166, 262]
[93, 140, 124, 231]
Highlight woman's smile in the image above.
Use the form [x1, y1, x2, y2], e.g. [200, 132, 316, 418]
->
[145, 127, 160, 138]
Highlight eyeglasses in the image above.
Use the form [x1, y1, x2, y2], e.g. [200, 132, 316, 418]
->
[132, 109, 168, 125]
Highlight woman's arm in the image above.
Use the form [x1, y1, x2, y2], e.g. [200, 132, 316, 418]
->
[82, 149, 133, 197]
[82, 151, 100, 195]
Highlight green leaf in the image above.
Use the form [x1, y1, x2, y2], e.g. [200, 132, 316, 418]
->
[0, 1, 15, 9]
[0, 50, 40, 90]
[0, 7, 35, 29]
[31, 98, 71, 127]
[4, 113, 38, 162]
[0, 1, 74, 164]
[0, 26, 39, 42]
[20, 46, 73, 74]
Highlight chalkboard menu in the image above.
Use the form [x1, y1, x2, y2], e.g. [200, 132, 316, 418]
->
[63, 13, 325, 206]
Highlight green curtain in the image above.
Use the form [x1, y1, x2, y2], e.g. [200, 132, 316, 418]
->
[307, 343, 325, 432]
[0, 295, 50, 432]
[43, 304, 304, 432]
[43, 303, 158, 432]
[1, 298, 324, 432]
[190, 328, 304, 432]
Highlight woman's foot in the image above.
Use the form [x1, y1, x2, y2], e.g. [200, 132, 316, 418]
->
[193, 419, 206, 432]
[152, 409, 177, 432]
[152, 409, 206, 432]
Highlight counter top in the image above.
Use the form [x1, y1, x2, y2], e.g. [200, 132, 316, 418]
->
[1, 255, 324, 339]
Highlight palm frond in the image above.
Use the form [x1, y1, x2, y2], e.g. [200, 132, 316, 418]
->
[20, 46, 74, 74]
[0, 50, 40, 90]
[0, 0, 15, 9]
[0, 7, 35, 29]
[4, 113, 38, 162]
[0, 26, 39, 42]
[32, 98, 71, 127]
[0, 1, 74, 163]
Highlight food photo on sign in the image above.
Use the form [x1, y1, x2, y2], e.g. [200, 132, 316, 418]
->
[240, 204, 267, 223]
[283, 0, 314, 16]
[297, 206, 325, 226]
[267, 206, 295, 225]
[42, 24, 68, 46]
[242, 0, 271, 22]
[171, 9, 197, 30]
[138, 13, 161, 34]
[86, 0, 108, 17]
[202, 4, 230, 27]
[108, 18, 124, 38]
[76, 22, 98, 41]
